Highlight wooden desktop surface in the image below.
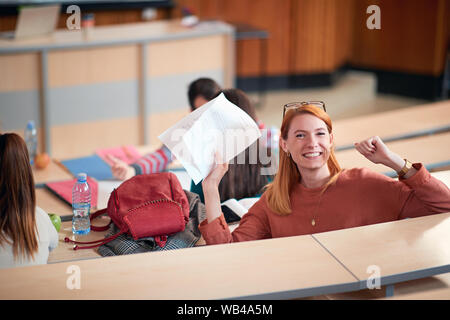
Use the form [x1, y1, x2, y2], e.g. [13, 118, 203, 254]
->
[333, 100, 450, 149]
[33, 160, 73, 185]
[313, 212, 450, 282]
[36, 188, 72, 217]
[0, 235, 358, 300]
[48, 219, 110, 264]
[1, 213, 449, 299]
[336, 132, 450, 175]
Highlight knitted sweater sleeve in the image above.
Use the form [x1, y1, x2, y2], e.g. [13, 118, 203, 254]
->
[397, 163, 450, 219]
[198, 195, 272, 245]
[130, 145, 172, 175]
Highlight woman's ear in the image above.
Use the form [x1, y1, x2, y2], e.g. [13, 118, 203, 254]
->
[280, 137, 289, 154]
[330, 132, 334, 146]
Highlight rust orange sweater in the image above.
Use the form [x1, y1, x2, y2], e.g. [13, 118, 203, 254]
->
[199, 164, 450, 245]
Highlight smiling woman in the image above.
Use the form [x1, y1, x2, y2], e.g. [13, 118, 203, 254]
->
[198, 103, 450, 245]
[270, 104, 341, 215]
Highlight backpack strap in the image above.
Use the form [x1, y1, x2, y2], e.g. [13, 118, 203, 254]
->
[89, 208, 112, 232]
[64, 229, 126, 250]
[154, 235, 167, 248]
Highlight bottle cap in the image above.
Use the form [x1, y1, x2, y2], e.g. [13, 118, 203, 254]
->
[77, 173, 87, 182]
[26, 121, 35, 130]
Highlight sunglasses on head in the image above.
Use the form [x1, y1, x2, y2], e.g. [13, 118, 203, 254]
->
[283, 101, 326, 118]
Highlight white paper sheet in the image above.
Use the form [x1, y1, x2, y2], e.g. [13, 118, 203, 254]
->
[159, 93, 261, 184]
[97, 180, 123, 210]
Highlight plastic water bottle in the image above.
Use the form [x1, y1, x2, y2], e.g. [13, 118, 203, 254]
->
[24, 121, 37, 165]
[72, 173, 91, 235]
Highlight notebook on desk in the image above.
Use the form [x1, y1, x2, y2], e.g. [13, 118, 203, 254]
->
[46, 177, 98, 209]
[95, 145, 142, 166]
[0, 5, 60, 40]
[60, 154, 114, 181]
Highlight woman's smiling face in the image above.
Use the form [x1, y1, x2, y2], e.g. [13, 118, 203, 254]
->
[280, 113, 333, 172]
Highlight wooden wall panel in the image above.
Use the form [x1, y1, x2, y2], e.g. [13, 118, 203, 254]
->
[220, 0, 292, 76]
[236, 39, 262, 77]
[2, 0, 448, 80]
[290, 0, 355, 73]
[51, 117, 140, 159]
[147, 35, 226, 76]
[351, 0, 448, 76]
[48, 45, 139, 87]
[173, 0, 292, 77]
[334, 0, 356, 69]
[0, 53, 40, 91]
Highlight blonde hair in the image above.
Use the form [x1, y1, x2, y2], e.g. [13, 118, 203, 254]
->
[265, 105, 342, 215]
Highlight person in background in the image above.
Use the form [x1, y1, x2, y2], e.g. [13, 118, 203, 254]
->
[0, 133, 58, 269]
[108, 78, 222, 180]
[190, 88, 274, 203]
[198, 102, 450, 244]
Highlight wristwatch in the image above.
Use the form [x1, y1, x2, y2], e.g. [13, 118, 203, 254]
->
[397, 159, 413, 178]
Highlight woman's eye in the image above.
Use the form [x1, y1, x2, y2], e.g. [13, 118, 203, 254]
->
[317, 132, 326, 136]
[296, 133, 305, 138]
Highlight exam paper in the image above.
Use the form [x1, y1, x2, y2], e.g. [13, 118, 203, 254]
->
[97, 180, 123, 210]
[159, 93, 261, 184]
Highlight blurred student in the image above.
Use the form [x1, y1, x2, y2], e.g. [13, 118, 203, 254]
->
[199, 102, 450, 244]
[108, 78, 221, 180]
[190, 88, 273, 203]
[0, 133, 58, 269]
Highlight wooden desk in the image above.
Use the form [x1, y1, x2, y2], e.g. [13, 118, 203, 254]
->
[36, 188, 72, 218]
[0, 235, 359, 300]
[48, 219, 110, 264]
[1, 214, 449, 299]
[335, 132, 450, 176]
[33, 160, 73, 186]
[333, 100, 450, 151]
[313, 212, 450, 296]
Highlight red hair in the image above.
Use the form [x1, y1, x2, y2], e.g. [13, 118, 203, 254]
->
[265, 105, 342, 215]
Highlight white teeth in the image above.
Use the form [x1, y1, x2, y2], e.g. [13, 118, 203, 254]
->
[304, 152, 321, 158]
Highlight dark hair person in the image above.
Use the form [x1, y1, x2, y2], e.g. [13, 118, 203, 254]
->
[0, 133, 58, 268]
[190, 88, 272, 202]
[198, 102, 450, 244]
[188, 78, 222, 112]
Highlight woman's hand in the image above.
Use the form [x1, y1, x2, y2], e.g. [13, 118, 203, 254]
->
[107, 154, 136, 180]
[202, 154, 229, 190]
[354, 136, 405, 172]
[201, 154, 229, 224]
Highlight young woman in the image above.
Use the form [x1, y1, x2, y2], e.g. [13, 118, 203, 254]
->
[0, 133, 58, 268]
[198, 102, 450, 244]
